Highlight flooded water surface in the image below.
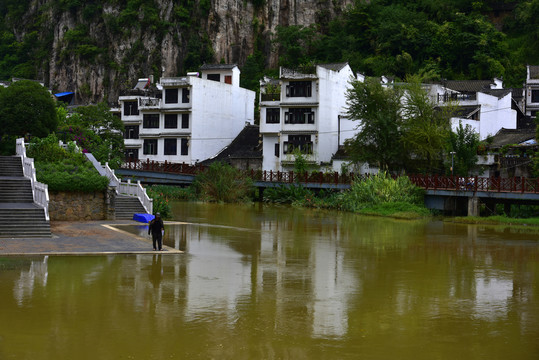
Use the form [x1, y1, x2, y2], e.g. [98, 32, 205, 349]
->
[1, 202, 539, 359]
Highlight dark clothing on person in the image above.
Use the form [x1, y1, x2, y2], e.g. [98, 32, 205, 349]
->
[148, 217, 165, 250]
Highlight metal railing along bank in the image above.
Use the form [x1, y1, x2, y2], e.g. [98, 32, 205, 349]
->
[16, 138, 50, 221]
[121, 159, 539, 194]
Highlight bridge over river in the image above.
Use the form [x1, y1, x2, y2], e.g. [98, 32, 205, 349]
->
[116, 161, 539, 216]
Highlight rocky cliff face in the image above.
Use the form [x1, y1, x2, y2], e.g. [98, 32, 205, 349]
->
[13, 0, 352, 104]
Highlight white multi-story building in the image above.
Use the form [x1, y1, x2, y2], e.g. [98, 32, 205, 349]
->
[426, 79, 521, 140]
[259, 63, 360, 172]
[118, 64, 255, 164]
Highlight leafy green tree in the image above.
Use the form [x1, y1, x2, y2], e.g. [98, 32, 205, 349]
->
[58, 102, 125, 168]
[0, 80, 57, 138]
[401, 76, 451, 173]
[447, 122, 480, 176]
[274, 25, 318, 69]
[344, 77, 405, 171]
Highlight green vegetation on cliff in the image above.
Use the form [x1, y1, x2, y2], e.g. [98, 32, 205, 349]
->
[1, 0, 538, 98]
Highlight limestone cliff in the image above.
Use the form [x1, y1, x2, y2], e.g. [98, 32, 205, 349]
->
[8, 0, 352, 104]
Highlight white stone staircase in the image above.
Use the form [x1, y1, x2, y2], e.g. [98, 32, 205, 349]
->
[0, 155, 51, 237]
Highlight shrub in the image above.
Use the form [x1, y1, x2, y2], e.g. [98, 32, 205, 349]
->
[35, 160, 109, 192]
[146, 185, 196, 218]
[193, 162, 254, 202]
[263, 184, 313, 204]
[28, 134, 109, 192]
[339, 172, 424, 212]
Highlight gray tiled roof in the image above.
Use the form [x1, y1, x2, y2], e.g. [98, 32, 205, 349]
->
[200, 125, 262, 165]
[489, 128, 536, 148]
[445, 80, 493, 93]
[318, 63, 349, 71]
[200, 64, 237, 70]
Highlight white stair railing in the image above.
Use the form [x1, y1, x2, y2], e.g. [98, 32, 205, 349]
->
[85, 153, 153, 214]
[16, 138, 50, 221]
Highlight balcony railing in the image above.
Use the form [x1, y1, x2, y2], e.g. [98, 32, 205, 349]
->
[437, 93, 476, 103]
[261, 93, 281, 102]
[139, 97, 161, 108]
[160, 77, 190, 87]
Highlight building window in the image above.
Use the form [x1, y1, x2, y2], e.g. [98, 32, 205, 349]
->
[124, 101, 139, 116]
[165, 114, 178, 128]
[532, 89, 539, 103]
[181, 138, 189, 155]
[143, 114, 160, 128]
[284, 108, 314, 124]
[124, 148, 139, 161]
[181, 114, 189, 129]
[165, 88, 178, 104]
[266, 108, 280, 124]
[164, 139, 177, 155]
[286, 81, 312, 97]
[207, 74, 220, 82]
[143, 139, 158, 155]
[182, 88, 190, 103]
[284, 135, 313, 154]
[275, 143, 280, 157]
[124, 125, 139, 139]
[225, 75, 232, 84]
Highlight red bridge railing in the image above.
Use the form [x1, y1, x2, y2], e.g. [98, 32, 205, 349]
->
[120, 160, 539, 194]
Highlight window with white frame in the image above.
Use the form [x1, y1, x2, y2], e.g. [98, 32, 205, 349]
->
[165, 88, 179, 103]
[143, 139, 158, 155]
[165, 114, 178, 128]
[286, 81, 312, 97]
[164, 138, 177, 155]
[182, 88, 190, 103]
[284, 108, 314, 124]
[143, 114, 160, 128]
[181, 138, 189, 155]
[283, 135, 313, 154]
[266, 108, 280, 124]
[124, 125, 139, 139]
[532, 89, 539, 103]
[124, 101, 139, 116]
[181, 114, 189, 129]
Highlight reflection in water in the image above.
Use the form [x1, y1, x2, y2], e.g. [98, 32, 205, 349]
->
[1, 202, 538, 359]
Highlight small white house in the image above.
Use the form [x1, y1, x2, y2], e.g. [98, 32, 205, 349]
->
[259, 63, 360, 172]
[118, 64, 255, 164]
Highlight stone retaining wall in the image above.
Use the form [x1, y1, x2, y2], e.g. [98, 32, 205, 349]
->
[49, 190, 112, 221]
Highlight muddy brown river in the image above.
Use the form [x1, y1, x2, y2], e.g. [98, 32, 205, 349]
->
[1, 202, 538, 359]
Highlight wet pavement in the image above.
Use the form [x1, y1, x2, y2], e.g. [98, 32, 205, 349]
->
[0, 220, 182, 256]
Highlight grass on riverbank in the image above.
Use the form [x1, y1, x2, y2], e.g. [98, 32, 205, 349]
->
[449, 215, 539, 227]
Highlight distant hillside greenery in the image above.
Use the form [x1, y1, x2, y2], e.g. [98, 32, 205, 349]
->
[1, 0, 537, 89]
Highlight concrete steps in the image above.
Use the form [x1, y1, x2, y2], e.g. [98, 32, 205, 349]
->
[0, 156, 23, 177]
[115, 195, 147, 220]
[0, 178, 34, 203]
[0, 155, 51, 238]
[0, 206, 51, 237]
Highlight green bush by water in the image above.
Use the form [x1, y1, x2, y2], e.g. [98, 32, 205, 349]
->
[146, 185, 196, 218]
[193, 162, 254, 203]
[266, 172, 429, 218]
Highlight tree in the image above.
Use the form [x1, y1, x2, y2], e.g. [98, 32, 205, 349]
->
[447, 122, 480, 176]
[58, 102, 125, 168]
[0, 80, 57, 138]
[344, 77, 405, 171]
[401, 76, 451, 173]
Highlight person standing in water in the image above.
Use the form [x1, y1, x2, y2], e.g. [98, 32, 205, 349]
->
[148, 213, 165, 251]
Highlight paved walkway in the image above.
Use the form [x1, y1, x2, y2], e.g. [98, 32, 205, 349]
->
[0, 220, 182, 256]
